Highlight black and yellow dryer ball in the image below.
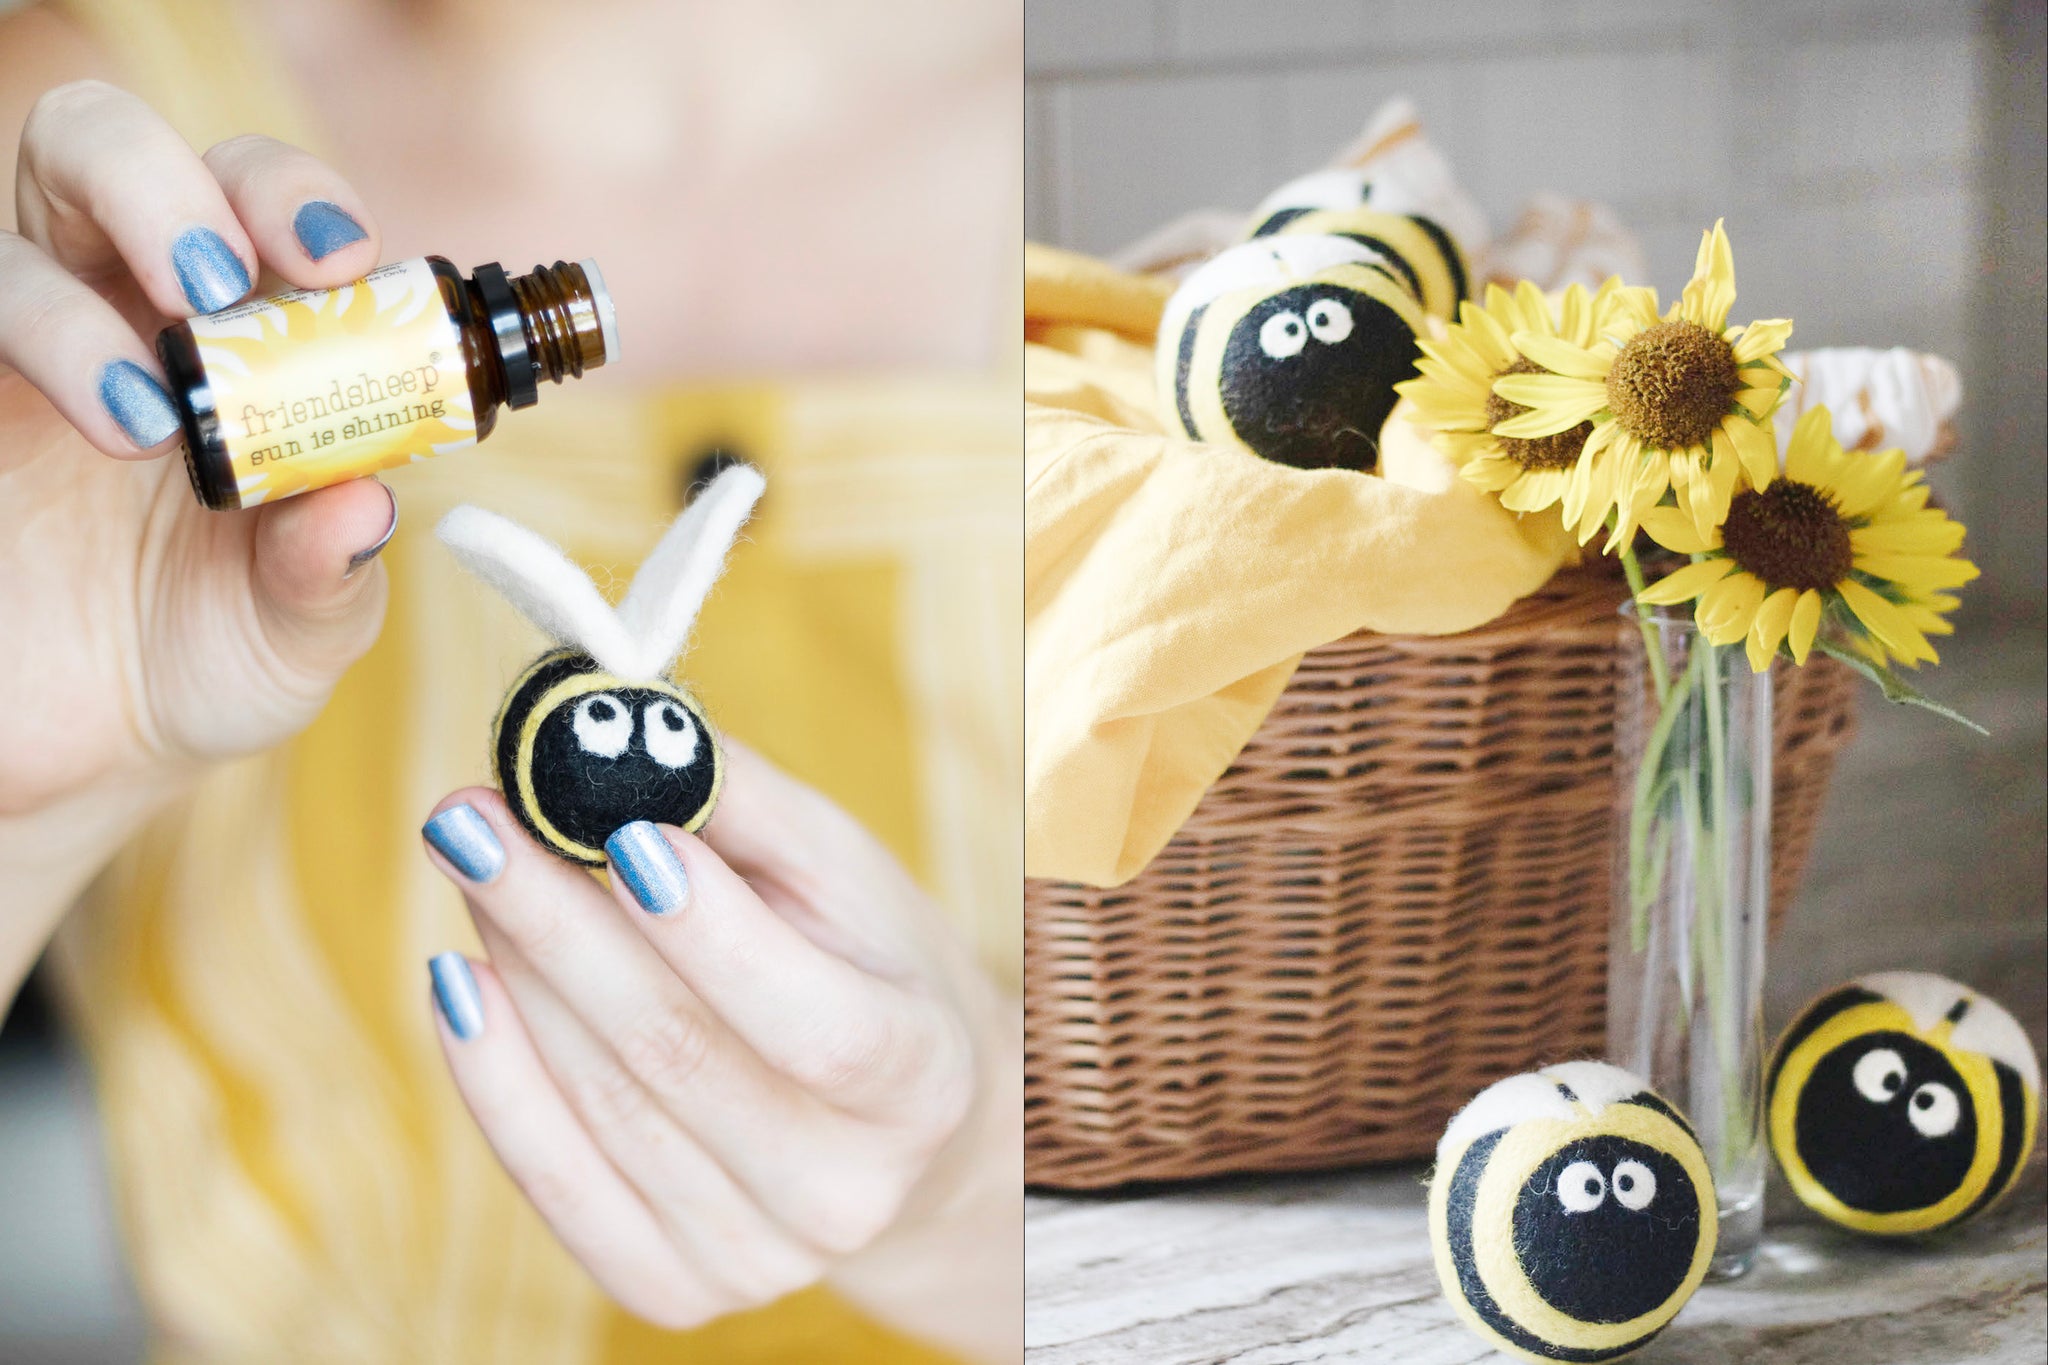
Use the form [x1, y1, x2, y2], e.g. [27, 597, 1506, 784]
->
[1767, 970, 2041, 1236]
[1428, 1060, 1716, 1364]
[494, 648, 724, 866]
[1245, 167, 1471, 320]
[1154, 234, 1426, 472]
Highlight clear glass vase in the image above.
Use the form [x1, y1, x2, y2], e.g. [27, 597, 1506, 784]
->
[1607, 602, 1773, 1281]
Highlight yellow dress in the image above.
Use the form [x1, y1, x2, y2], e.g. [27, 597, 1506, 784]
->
[47, 4, 1020, 1361]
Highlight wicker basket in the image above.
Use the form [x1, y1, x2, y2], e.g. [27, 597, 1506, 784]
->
[1023, 564, 1859, 1190]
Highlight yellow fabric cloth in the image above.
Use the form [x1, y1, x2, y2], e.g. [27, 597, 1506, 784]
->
[48, 4, 1018, 1362]
[1024, 243, 1574, 887]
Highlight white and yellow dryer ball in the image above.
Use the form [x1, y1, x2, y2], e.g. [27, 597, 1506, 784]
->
[1154, 234, 1425, 472]
[1428, 1060, 1716, 1364]
[1768, 970, 2040, 1236]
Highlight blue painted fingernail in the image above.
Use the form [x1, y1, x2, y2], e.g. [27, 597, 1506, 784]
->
[606, 821, 687, 916]
[429, 953, 484, 1040]
[97, 359, 180, 447]
[423, 804, 505, 883]
[170, 226, 250, 313]
[345, 484, 398, 578]
[293, 200, 367, 261]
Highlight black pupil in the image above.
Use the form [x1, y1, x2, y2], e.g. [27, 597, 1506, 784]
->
[1617, 1173, 1634, 1191]
[1915, 1090, 1933, 1108]
[588, 699, 615, 721]
[660, 707, 685, 730]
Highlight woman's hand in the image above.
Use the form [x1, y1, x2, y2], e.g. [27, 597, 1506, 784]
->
[0, 80, 395, 986]
[421, 741, 1021, 1363]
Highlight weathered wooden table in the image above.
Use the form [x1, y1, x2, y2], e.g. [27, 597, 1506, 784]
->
[1026, 629, 2048, 1363]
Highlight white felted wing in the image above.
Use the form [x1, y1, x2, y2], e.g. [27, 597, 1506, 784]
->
[436, 463, 765, 683]
[615, 463, 766, 679]
[436, 506, 644, 677]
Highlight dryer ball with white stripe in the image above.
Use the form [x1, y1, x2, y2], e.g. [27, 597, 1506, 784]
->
[436, 464, 765, 865]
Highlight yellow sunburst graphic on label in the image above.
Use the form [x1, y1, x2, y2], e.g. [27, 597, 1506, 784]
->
[190, 257, 479, 505]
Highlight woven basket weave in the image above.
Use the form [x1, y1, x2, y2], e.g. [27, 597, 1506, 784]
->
[1023, 564, 1859, 1189]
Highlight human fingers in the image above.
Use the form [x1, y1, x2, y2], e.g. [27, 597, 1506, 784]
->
[426, 952, 719, 1331]
[470, 932, 832, 1294]
[15, 80, 255, 315]
[246, 476, 396, 679]
[201, 133, 378, 282]
[604, 816, 973, 1129]
[697, 740, 945, 975]
[420, 791, 912, 1244]
[0, 228, 180, 454]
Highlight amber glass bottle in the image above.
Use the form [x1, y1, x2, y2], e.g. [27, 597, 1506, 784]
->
[157, 256, 617, 511]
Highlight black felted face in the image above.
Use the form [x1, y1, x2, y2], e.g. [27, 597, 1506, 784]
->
[1794, 1031, 1978, 1213]
[494, 649, 722, 865]
[1511, 1135, 1699, 1325]
[1217, 282, 1416, 471]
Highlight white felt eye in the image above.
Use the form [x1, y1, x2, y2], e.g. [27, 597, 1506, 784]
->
[572, 693, 632, 758]
[641, 699, 700, 769]
[1610, 1160, 1656, 1211]
[1259, 310, 1307, 360]
[1853, 1047, 1908, 1104]
[1306, 297, 1353, 344]
[1557, 1160, 1606, 1213]
[1907, 1081, 1961, 1138]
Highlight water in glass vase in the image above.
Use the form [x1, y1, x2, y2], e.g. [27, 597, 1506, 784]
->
[1608, 601, 1773, 1280]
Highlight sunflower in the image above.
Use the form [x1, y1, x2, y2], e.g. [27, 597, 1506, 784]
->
[1395, 277, 1635, 539]
[1634, 405, 1977, 672]
[1490, 221, 1795, 550]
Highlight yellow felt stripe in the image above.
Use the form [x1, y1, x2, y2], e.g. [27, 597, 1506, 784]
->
[1471, 1107, 1716, 1353]
[1769, 1001, 2006, 1233]
[1279, 210, 1459, 317]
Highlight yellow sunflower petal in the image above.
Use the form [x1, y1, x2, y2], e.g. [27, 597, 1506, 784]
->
[1637, 557, 1736, 606]
[1510, 331, 1612, 381]
[1851, 519, 1966, 556]
[1745, 587, 1800, 672]
[1732, 317, 1794, 364]
[1491, 375, 1608, 436]
[1512, 279, 1554, 336]
[1734, 383, 1789, 422]
[1640, 504, 1717, 555]
[1555, 282, 1591, 343]
[1854, 553, 1982, 591]
[1722, 411, 1778, 491]
[1786, 589, 1824, 664]
[1678, 220, 1737, 332]
[1838, 579, 1938, 665]
[1780, 404, 1837, 483]
[1500, 467, 1569, 513]
[1460, 453, 1522, 492]
[1699, 567, 1765, 634]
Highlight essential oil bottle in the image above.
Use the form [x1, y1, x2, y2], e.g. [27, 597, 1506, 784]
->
[157, 256, 617, 511]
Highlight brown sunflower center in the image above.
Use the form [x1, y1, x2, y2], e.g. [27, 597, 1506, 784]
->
[1486, 357, 1591, 471]
[1605, 320, 1741, 451]
[1721, 480, 1853, 592]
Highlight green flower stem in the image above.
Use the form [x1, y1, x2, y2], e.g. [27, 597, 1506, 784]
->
[1619, 543, 1673, 704]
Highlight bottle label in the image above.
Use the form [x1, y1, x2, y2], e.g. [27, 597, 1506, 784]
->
[188, 256, 479, 505]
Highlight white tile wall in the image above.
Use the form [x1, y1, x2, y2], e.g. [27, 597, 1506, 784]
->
[1026, 0, 2043, 623]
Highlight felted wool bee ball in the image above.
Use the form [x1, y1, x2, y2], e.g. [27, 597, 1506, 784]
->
[1154, 234, 1426, 472]
[494, 648, 725, 866]
[1246, 168, 1471, 319]
[1246, 206, 1467, 321]
[1428, 1060, 1716, 1364]
[1767, 971, 2041, 1236]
